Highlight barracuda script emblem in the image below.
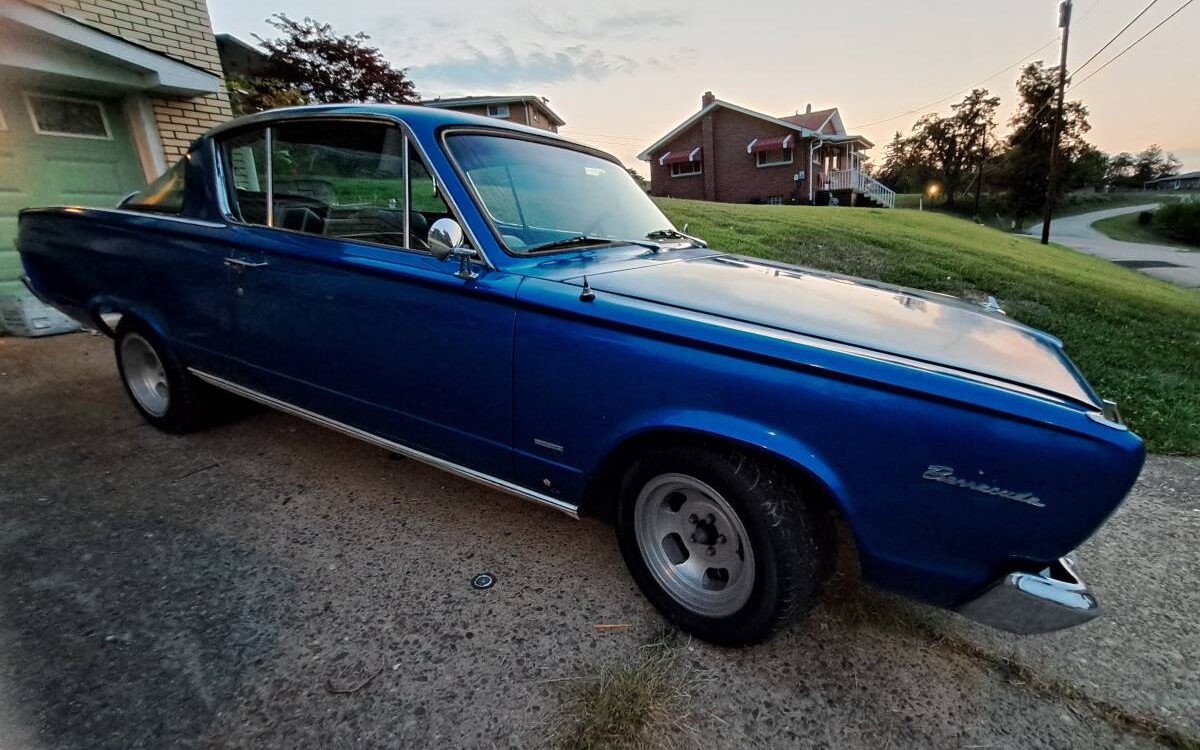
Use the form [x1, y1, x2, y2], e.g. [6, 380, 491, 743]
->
[922, 465, 1046, 508]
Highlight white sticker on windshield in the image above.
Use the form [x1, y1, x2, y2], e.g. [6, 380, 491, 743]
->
[584, 167, 606, 176]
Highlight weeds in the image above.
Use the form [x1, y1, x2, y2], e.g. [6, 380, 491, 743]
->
[554, 632, 698, 750]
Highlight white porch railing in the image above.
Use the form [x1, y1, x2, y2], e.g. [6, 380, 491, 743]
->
[827, 169, 896, 208]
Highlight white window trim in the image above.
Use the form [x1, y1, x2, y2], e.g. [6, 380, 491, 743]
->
[486, 103, 511, 118]
[670, 161, 703, 178]
[756, 148, 794, 168]
[24, 92, 112, 140]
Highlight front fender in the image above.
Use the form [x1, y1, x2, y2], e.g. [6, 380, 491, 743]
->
[592, 408, 853, 520]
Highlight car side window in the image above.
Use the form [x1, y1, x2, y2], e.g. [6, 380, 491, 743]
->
[219, 120, 458, 252]
[221, 128, 270, 224]
[122, 159, 187, 214]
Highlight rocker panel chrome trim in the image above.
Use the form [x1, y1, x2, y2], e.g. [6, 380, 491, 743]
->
[188, 368, 580, 518]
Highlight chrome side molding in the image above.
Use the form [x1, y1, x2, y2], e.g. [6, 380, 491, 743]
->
[957, 555, 1100, 634]
[188, 368, 580, 519]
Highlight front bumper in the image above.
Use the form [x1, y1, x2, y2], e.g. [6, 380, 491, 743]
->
[957, 556, 1100, 634]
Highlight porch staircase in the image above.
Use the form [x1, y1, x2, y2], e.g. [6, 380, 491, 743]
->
[827, 169, 896, 208]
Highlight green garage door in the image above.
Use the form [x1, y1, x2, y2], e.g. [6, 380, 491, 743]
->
[0, 83, 145, 289]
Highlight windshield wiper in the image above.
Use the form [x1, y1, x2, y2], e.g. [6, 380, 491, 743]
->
[526, 235, 661, 253]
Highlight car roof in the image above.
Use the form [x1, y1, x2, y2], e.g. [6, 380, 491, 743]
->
[201, 103, 600, 154]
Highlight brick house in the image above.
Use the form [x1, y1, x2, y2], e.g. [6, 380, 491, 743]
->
[639, 92, 894, 208]
[0, 0, 229, 297]
[421, 95, 565, 133]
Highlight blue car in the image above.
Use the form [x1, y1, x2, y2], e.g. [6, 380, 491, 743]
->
[17, 104, 1144, 645]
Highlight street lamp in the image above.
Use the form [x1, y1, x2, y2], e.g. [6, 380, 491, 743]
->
[920, 183, 942, 211]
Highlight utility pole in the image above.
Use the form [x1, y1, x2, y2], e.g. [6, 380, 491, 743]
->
[974, 136, 987, 218]
[1040, 0, 1073, 245]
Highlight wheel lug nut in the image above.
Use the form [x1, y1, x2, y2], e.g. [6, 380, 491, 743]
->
[706, 546, 716, 556]
[705, 513, 715, 524]
[688, 514, 698, 525]
[718, 535, 727, 545]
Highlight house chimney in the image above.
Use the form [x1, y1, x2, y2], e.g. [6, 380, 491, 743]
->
[806, 103, 812, 114]
[702, 91, 715, 107]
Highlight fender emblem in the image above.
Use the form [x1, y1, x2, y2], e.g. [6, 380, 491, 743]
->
[922, 465, 1045, 508]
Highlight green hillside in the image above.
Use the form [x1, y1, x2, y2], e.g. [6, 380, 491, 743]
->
[656, 198, 1200, 455]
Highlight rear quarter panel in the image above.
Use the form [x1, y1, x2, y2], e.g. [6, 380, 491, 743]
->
[18, 207, 236, 375]
[513, 277, 1144, 606]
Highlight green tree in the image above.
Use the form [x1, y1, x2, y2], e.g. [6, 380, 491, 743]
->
[225, 75, 307, 116]
[998, 62, 1091, 224]
[1132, 144, 1182, 186]
[254, 14, 418, 106]
[1104, 151, 1136, 189]
[1069, 145, 1108, 191]
[876, 88, 999, 205]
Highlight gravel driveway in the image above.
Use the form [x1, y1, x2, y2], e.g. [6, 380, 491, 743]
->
[1, 333, 1196, 749]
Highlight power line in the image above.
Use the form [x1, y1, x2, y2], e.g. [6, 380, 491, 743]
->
[848, 37, 1058, 130]
[847, 0, 1106, 132]
[1068, 0, 1195, 91]
[1011, 0, 1189, 149]
[1070, 0, 1160, 76]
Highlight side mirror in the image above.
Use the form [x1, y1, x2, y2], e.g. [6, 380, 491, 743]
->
[428, 217, 480, 281]
[428, 217, 465, 260]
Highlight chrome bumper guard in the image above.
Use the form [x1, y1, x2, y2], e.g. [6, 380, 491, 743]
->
[957, 556, 1100, 634]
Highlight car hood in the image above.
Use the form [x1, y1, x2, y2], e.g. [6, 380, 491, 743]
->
[568, 253, 1100, 406]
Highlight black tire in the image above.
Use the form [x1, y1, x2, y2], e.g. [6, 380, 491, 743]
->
[113, 318, 210, 434]
[616, 443, 823, 646]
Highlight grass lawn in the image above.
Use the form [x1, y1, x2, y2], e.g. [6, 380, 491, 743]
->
[1093, 211, 1198, 250]
[655, 198, 1200, 455]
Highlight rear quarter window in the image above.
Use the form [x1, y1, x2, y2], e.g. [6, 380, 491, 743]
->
[122, 159, 186, 214]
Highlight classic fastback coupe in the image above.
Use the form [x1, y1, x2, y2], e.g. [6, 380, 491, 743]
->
[17, 105, 1143, 645]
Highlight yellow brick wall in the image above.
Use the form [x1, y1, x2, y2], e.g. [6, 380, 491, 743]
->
[28, 0, 231, 161]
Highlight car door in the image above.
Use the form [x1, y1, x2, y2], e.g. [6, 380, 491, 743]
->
[213, 118, 518, 480]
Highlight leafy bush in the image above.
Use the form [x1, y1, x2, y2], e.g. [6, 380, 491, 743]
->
[1153, 202, 1200, 245]
[1137, 210, 1153, 226]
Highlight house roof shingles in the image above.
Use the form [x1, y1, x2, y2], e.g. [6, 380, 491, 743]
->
[780, 107, 837, 131]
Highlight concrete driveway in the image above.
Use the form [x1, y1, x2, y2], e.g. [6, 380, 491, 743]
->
[1, 333, 1196, 749]
[1027, 204, 1200, 288]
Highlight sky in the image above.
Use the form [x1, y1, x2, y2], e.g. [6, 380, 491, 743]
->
[208, 0, 1200, 176]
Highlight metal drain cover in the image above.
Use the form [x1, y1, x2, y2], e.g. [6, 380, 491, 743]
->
[472, 573, 496, 590]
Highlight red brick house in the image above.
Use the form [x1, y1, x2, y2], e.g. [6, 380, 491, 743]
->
[638, 92, 894, 208]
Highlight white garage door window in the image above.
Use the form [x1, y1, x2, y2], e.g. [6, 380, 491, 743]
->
[24, 92, 112, 140]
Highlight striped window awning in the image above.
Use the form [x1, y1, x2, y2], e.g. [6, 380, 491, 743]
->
[746, 134, 794, 153]
[659, 147, 702, 165]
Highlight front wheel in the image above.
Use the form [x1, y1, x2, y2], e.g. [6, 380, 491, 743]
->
[616, 444, 824, 646]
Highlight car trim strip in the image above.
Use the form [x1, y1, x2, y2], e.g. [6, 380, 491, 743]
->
[187, 368, 581, 519]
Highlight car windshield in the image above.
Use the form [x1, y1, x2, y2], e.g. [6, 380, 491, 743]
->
[445, 133, 673, 254]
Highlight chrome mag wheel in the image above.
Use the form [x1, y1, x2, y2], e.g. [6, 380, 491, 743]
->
[633, 473, 756, 618]
[120, 332, 170, 417]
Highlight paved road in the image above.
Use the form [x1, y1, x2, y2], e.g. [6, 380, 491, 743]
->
[1026, 204, 1200, 288]
[1, 333, 1196, 749]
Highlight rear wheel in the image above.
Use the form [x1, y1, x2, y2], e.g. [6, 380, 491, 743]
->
[617, 444, 823, 646]
[114, 319, 209, 433]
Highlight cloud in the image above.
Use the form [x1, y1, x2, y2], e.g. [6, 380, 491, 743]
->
[412, 42, 641, 89]
[526, 8, 685, 39]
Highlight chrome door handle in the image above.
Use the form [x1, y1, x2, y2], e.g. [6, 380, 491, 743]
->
[224, 257, 269, 269]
